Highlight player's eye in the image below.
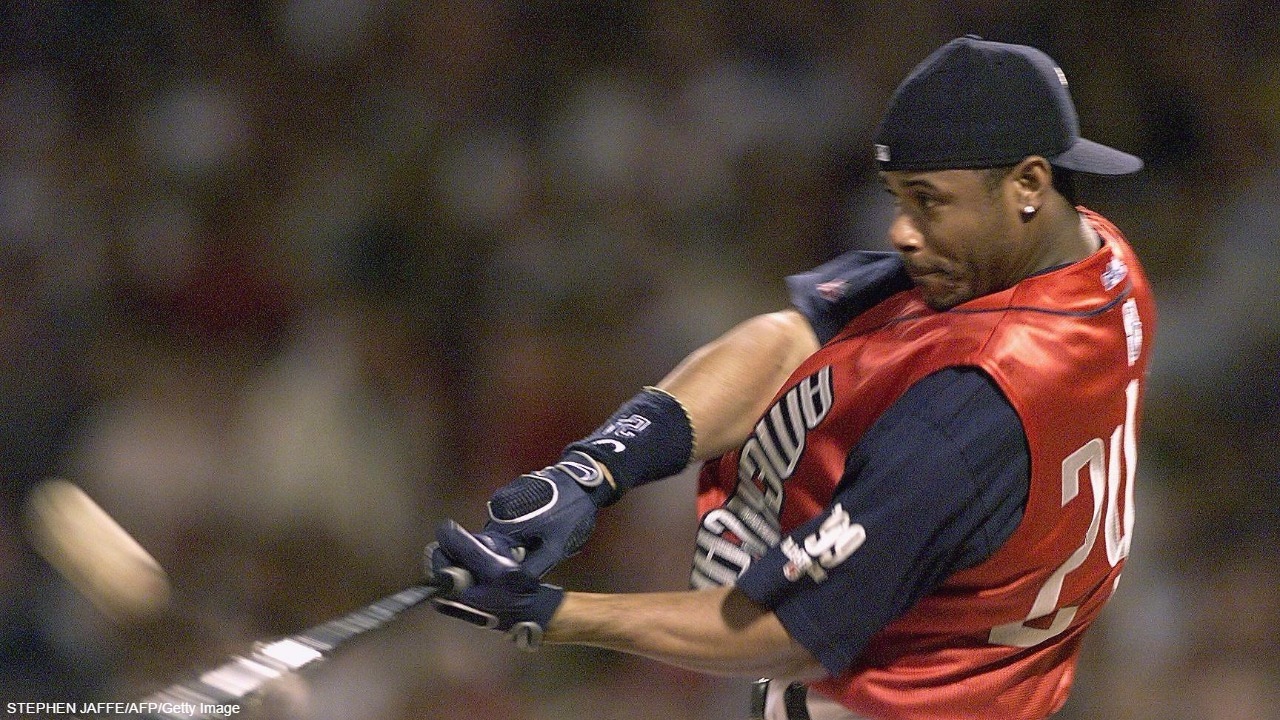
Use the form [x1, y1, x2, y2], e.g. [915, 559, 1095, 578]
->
[912, 192, 942, 211]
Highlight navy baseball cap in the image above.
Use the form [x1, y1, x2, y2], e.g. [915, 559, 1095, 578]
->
[873, 35, 1143, 175]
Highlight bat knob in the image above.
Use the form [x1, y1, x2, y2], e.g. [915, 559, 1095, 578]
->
[435, 566, 473, 594]
[424, 541, 472, 595]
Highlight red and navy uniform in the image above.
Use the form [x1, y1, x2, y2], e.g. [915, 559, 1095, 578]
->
[693, 208, 1155, 719]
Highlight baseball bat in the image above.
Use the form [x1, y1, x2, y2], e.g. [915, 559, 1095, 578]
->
[27, 478, 474, 718]
[24, 478, 172, 624]
[74, 568, 472, 719]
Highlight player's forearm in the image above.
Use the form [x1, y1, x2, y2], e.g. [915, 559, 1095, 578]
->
[543, 586, 826, 680]
[657, 310, 819, 460]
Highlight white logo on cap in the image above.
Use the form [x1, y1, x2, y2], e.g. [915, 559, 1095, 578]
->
[1054, 67, 1068, 86]
[874, 144, 890, 162]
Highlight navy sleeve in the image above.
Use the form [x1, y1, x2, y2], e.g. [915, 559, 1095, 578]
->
[734, 367, 1029, 676]
[785, 251, 913, 345]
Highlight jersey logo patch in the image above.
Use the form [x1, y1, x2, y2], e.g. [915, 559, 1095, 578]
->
[1101, 257, 1128, 291]
[816, 279, 848, 302]
[781, 503, 866, 583]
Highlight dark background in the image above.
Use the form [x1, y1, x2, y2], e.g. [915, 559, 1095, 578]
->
[1, 2, 1276, 718]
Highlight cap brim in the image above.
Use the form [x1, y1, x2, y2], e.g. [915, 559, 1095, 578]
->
[1050, 138, 1144, 175]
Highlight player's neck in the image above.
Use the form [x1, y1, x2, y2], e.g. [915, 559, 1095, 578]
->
[1031, 204, 1098, 274]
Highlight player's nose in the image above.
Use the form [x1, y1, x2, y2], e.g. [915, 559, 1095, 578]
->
[889, 212, 924, 254]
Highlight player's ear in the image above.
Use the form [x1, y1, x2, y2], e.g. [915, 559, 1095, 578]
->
[1009, 156, 1054, 212]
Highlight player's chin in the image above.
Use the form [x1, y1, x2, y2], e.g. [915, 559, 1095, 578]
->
[914, 275, 972, 311]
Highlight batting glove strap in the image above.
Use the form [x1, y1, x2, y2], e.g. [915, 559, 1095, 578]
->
[485, 459, 600, 578]
[428, 521, 565, 648]
[565, 386, 695, 505]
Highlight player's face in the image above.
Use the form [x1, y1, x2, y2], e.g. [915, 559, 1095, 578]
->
[881, 168, 1028, 311]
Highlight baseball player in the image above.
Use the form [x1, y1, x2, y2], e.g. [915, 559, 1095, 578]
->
[427, 36, 1155, 720]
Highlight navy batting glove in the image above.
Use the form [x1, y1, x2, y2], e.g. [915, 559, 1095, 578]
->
[484, 388, 695, 579]
[427, 520, 565, 649]
[483, 451, 609, 579]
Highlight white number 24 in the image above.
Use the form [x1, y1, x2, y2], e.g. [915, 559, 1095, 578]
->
[989, 379, 1139, 648]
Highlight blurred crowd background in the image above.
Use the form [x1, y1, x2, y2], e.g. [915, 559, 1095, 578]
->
[1, 1, 1277, 719]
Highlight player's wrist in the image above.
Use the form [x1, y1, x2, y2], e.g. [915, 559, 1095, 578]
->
[545, 451, 618, 508]
[565, 386, 696, 506]
[482, 386, 695, 579]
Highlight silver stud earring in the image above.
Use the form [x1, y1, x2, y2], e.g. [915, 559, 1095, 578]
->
[1021, 205, 1037, 219]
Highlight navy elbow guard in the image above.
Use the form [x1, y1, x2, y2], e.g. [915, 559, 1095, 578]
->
[567, 386, 696, 506]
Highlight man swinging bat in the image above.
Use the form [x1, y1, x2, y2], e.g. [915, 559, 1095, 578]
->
[428, 36, 1155, 720]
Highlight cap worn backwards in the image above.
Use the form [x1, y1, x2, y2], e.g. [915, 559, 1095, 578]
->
[873, 35, 1142, 175]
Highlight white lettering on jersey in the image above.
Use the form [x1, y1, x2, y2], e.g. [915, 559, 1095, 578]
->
[989, 378, 1139, 647]
[1122, 298, 1143, 367]
[692, 366, 834, 588]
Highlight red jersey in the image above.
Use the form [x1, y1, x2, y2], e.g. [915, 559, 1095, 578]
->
[694, 209, 1156, 719]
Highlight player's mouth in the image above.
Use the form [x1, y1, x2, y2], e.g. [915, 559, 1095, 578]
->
[905, 264, 971, 309]
[905, 264, 947, 283]
[911, 272, 952, 299]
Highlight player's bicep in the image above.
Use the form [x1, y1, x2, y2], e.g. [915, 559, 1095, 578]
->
[734, 368, 1029, 675]
[734, 456, 975, 675]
